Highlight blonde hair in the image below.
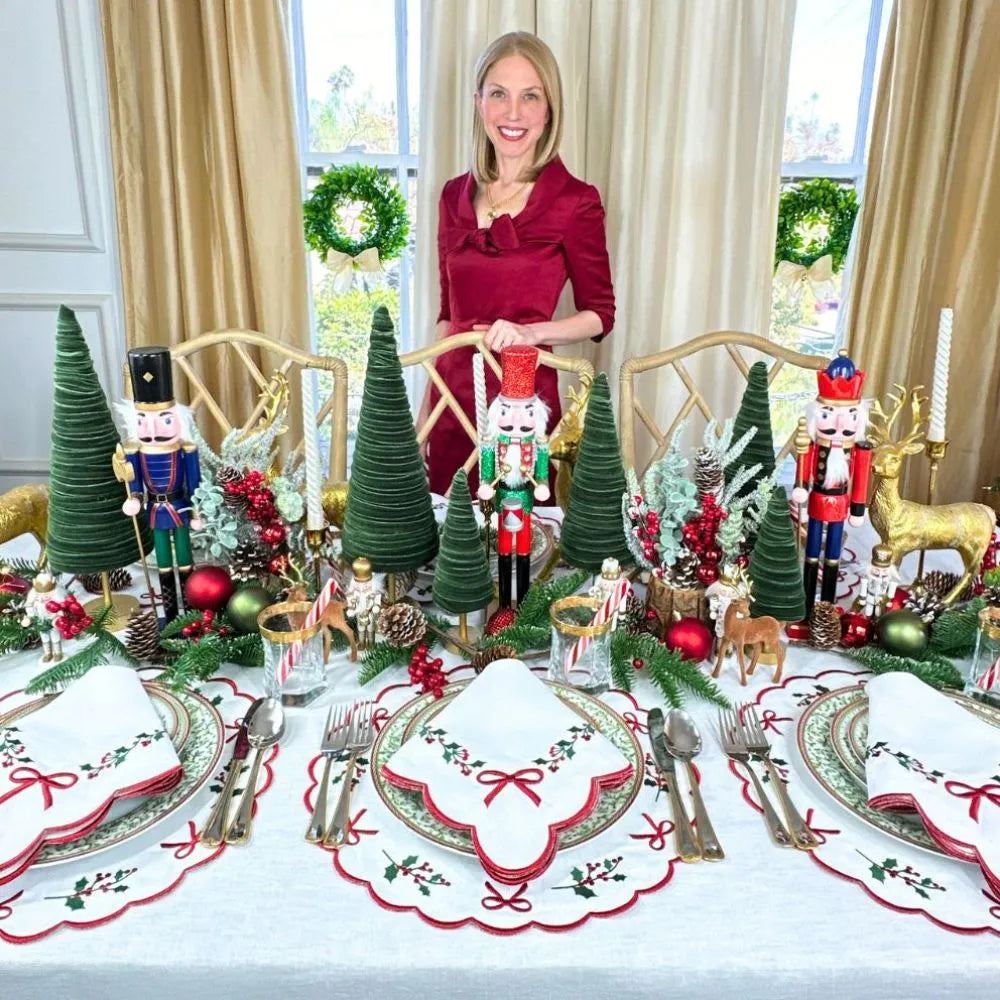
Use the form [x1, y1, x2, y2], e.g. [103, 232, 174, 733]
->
[472, 32, 563, 184]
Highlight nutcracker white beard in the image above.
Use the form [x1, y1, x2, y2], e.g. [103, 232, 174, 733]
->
[486, 394, 550, 489]
[823, 443, 850, 487]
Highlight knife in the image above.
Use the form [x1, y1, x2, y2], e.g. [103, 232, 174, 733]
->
[199, 697, 263, 847]
[647, 708, 701, 862]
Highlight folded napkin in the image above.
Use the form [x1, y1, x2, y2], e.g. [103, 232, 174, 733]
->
[865, 672, 1000, 893]
[0, 665, 183, 883]
[381, 659, 633, 884]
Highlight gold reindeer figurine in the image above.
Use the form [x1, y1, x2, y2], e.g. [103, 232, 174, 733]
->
[867, 386, 996, 605]
[0, 484, 49, 555]
[712, 597, 786, 686]
[548, 376, 592, 511]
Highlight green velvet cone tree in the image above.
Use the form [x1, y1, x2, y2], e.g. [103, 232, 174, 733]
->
[747, 487, 805, 622]
[559, 372, 633, 572]
[342, 306, 439, 572]
[725, 360, 776, 499]
[432, 469, 493, 613]
[47, 305, 151, 574]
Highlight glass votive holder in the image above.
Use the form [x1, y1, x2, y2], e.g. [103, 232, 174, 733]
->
[548, 595, 613, 694]
[258, 601, 328, 707]
[965, 605, 1000, 708]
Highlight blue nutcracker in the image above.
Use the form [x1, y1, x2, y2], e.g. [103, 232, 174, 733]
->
[121, 347, 202, 622]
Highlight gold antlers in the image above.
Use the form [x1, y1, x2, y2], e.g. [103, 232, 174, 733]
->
[867, 383, 926, 455]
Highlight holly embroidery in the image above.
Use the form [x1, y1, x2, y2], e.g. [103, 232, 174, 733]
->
[864, 742, 945, 783]
[44, 867, 137, 911]
[382, 851, 451, 896]
[418, 724, 485, 776]
[552, 856, 626, 899]
[0, 727, 30, 768]
[330, 752, 369, 790]
[750, 751, 789, 784]
[792, 684, 830, 709]
[532, 724, 596, 773]
[209, 759, 249, 797]
[857, 852, 945, 899]
[79, 730, 167, 779]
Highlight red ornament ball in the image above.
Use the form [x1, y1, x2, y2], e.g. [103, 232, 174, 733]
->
[839, 611, 873, 649]
[0, 572, 30, 596]
[632, 657, 645, 670]
[663, 617, 714, 662]
[183, 565, 236, 612]
[696, 564, 719, 586]
[485, 607, 517, 635]
[884, 587, 909, 612]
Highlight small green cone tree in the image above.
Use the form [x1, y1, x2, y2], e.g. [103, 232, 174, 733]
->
[559, 372, 633, 572]
[747, 487, 805, 622]
[47, 305, 150, 574]
[432, 469, 493, 613]
[725, 360, 776, 500]
[342, 306, 439, 572]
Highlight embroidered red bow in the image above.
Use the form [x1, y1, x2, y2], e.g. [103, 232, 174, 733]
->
[481, 880, 532, 912]
[629, 812, 674, 851]
[759, 709, 792, 735]
[944, 780, 1000, 821]
[476, 767, 544, 807]
[0, 766, 77, 810]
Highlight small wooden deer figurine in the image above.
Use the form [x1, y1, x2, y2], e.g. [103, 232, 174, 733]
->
[867, 386, 996, 605]
[285, 583, 358, 663]
[712, 597, 786, 686]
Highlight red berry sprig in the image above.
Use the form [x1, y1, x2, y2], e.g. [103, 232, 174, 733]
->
[625, 494, 662, 568]
[222, 471, 287, 550]
[681, 494, 728, 586]
[408, 644, 447, 698]
[46, 594, 93, 640]
[179, 609, 232, 643]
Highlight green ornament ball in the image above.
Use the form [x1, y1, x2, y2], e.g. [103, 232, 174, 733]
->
[876, 609, 929, 658]
[226, 585, 273, 634]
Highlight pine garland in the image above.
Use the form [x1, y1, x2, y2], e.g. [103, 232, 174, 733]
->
[610, 631, 729, 708]
[0, 558, 44, 579]
[358, 641, 420, 686]
[849, 645, 964, 691]
[479, 623, 551, 653]
[929, 597, 986, 657]
[156, 632, 265, 692]
[0, 594, 37, 655]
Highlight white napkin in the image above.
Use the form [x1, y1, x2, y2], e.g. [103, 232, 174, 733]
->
[381, 659, 633, 884]
[0, 665, 183, 882]
[865, 672, 1000, 893]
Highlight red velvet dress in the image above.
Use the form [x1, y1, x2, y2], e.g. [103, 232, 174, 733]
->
[428, 156, 616, 495]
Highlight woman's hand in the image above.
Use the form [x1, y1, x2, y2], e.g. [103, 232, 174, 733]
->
[474, 320, 536, 351]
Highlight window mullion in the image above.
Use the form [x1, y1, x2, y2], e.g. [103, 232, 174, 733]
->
[851, 0, 885, 178]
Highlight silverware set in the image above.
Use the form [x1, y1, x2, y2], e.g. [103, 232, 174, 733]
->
[306, 700, 375, 848]
[719, 703, 818, 850]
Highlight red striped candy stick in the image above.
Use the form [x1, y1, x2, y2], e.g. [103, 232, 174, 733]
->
[564, 577, 631, 673]
[276, 577, 340, 685]
[978, 655, 1000, 692]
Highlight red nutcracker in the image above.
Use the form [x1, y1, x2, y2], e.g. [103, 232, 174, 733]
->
[791, 351, 873, 619]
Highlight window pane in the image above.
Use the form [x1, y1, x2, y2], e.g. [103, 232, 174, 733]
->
[783, 0, 874, 165]
[407, 0, 420, 152]
[303, 0, 399, 154]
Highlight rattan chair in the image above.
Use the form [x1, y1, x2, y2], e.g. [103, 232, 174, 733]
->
[619, 331, 829, 476]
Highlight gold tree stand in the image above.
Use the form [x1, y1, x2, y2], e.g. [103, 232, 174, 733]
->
[83, 571, 139, 632]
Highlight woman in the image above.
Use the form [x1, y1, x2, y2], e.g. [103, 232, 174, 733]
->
[426, 31, 615, 495]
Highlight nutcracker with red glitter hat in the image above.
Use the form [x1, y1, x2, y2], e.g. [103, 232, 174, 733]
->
[791, 350, 873, 622]
[476, 345, 550, 608]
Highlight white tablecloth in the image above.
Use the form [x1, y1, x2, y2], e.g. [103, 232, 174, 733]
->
[3, 524, 998, 1000]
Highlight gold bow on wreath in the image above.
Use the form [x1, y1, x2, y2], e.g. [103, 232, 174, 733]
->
[773, 253, 836, 301]
[324, 246, 382, 291]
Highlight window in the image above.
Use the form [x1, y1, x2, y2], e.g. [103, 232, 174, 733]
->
[290, 0, 420, 452]
[769, 0, 891, 447]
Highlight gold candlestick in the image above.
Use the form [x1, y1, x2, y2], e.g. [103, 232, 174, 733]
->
[306, 527, 327, 594]
[479, 497, 494, 561]
[917, 438, 949, 580]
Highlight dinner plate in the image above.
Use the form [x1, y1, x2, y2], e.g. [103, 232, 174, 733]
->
[371, 680, 643, 856]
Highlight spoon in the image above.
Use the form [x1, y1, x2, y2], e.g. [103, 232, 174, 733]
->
[664, 708, 725, 862]
[225, 698, 285, 845]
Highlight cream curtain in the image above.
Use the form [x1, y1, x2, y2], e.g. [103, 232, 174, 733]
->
[100, 0, 309, 429]
[415, 0, 795, 460]
[846, 0, 1000, 505]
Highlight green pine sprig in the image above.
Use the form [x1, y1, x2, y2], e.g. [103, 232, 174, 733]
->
[159, 610, 205, 639]
[929, 597, 986, 657]
[479, 623, 551, 653]
[158, 636, 230, 692]
[849, 644, 964, 691]
[0, 595, 38, 655]
[359, 633, 442, 687]
[0, 558, 44, 579]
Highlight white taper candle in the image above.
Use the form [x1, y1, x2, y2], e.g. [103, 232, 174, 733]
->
[301, 368, 325, 531]
[472, 352, 488, 442]
[928, 308, 952, 442]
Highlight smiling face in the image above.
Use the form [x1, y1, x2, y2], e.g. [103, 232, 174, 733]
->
[475, 54, 549, 161]
[136, 407, 183, 446]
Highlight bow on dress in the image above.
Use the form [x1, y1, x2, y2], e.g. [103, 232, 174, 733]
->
[453, 214, 520, 255]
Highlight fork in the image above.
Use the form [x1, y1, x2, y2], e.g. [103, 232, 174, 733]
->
[323, 701, 375, 848]
[718, 707, 792, 847]
[305, 703, 351, 843]
[743, 704, 819, 850]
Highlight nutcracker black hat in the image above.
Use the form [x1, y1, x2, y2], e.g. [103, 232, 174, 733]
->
[127, 347, 176, 411]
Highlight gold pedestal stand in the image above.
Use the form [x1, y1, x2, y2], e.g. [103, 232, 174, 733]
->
[83, 571, 139, 632]
[306, 527, 327, 594]
[916, 438, 949, 580]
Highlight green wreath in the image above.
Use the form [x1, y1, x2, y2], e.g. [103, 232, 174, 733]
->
[303, 163, 409, 262]
[774, 178, 858, 272]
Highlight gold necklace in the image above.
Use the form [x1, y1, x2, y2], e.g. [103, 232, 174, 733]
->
[486, 181, 527, 221]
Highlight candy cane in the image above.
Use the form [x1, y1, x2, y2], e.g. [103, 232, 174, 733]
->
[978, 655, 1000, 692]
[276, 577, 339, 685]
[564, 577, 631, 674]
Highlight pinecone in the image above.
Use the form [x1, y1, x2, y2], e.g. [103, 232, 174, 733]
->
[79, 568, 133, 594]
[622, 592, 654, 635]
[903, 587, 945, 624]
[228, 540, 270, 583]
[385, 569, 418, 603]
[694, 446, 724, 502]
[665, 549, 701, 589]
[377, 603, 428, 648]
[218, 466, 248, 513]
[471, 643, 518, 674]
[125, 610, 162, 662]
[809, 601, 841, 650]
[921, 570, 968, 602]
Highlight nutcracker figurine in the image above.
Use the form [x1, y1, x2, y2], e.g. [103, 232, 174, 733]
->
[121, 348, 202, 622]
[792, 350, 873, 620]
[476, 345, 551, 608]
[22, 572, 65, 663]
